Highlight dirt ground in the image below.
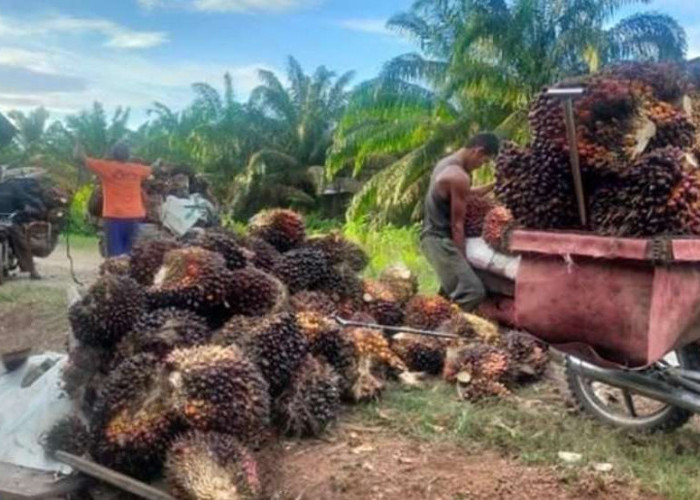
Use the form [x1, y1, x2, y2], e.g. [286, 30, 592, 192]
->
[0, 240, 672, 499]
[265, 426, 655, 500]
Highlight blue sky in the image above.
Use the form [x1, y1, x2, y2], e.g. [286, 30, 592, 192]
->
[0, 0, 698, 124]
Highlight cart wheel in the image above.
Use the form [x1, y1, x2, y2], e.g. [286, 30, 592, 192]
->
[565, 344, 700, 432]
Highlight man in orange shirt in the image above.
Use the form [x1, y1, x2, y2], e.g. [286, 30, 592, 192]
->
[75, 142, 151, 256]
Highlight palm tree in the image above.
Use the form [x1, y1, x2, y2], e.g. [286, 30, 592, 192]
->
[231, 56, 355, 216]
[331, 0, 687, 226]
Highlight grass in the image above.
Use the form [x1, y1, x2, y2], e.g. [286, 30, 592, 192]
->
[349, 381, 700, 499]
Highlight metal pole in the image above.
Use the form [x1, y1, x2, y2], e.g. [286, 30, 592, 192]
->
[334, 316, 460, 340]
[562, 98, 587, 226]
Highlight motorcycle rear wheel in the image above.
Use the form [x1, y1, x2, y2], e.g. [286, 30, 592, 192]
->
[565, 344, 700, 432]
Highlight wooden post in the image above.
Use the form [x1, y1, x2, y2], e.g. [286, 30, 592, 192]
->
[54, 452, 174, 500]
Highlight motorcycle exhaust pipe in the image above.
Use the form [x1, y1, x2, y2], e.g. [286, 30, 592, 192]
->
[567, 357, 700, 414]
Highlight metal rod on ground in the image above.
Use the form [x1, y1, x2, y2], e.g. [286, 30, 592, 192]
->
[546, 88, 587, 226]
[54, 451, 175, 500]
[334, 315, 459, 339]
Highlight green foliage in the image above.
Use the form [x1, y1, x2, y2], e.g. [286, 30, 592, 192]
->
[67, 184, 97, 235]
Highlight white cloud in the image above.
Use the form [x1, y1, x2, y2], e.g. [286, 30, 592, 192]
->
[0, 14, 168, 50]
[138, 0, 318, 13]
[338, 18, 393, 36]
[687, 25, 700, 59]
[0, 12, 274, 123]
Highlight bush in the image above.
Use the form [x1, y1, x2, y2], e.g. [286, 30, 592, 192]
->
[67, 184, 97, 235]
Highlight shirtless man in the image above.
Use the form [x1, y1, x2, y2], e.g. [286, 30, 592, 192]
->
[420, 133, 500, 311]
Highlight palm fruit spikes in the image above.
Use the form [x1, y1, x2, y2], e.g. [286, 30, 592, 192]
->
[42, 416, 90, 457]
[227, 267, 287, 317]
[391, 333, 446, 376]
[166, 431, 262, 500]
[130, 239, 182, 286]
[274, 356, 341, 437]
[69, 274, 147, 348]
[482, 206, 514, 251]
[297, 312, 358, 397]
[443, 343, 511, 401]
[500, 330, 549, 383]
[99, 256, 130, 277]
[185, 228, 249, 270]
[90, 354, 177, 479]
[361, 279, 404, 326]
[147, 247, 232, 320]
[243, 236, 281, 273]
[167, 345, 271, 440]
[404, 295, 454, 331]
[248, 208, 306, 252]
[439, 312, 501, 344]
[463, 194, 496, 237]
[274, 247, 330, 294]
[378, 265, 419, 305]
[215, 312, 309, 396]
[115, 308, 211, 363]
[290, 290, 337, 315]
[304, 232, 369, 272]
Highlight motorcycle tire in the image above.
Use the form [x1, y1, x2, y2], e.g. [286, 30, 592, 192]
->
[565, 343, 700, 433]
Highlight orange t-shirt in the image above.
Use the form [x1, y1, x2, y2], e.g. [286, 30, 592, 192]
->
[86, 158, 151, 219]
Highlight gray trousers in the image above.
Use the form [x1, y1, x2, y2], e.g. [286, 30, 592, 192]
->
[420, 235, 486, 312]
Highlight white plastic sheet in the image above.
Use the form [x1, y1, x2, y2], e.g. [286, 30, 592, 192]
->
[466, 237, 521, 281]
[0, 353, 73, 474]
[160, 194, 215, 236]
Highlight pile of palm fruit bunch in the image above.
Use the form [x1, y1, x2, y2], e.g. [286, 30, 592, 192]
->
[495, 61, 700, 237]
[52, 208, 549, 497]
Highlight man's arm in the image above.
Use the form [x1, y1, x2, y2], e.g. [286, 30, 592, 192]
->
[471, 182, 495, 196]
[449, 174, 470, 260]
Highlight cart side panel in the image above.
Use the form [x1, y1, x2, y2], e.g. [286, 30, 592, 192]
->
[515, 254, 653, 366]
[648, 265, 700, 361]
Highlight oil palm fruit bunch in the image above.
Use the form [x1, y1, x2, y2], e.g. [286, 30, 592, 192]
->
[217, 313, 309, 396]
[378, 265, 418, 305]
[69, 274, 147, 349]
[443, 343, 511, 402]
[166, 431, 262, 500]
[90, 354, 179, 479]
[482, 206, 515, 251]
[438, 313, 501, 345]
[668, 169, 700, 234]
[99, 256, 130, 277]
[391, 333, 446, 376]
[167, 345, 270, 441]
[297, 312, 358, 397]
[130, 239, 182, 286]
[290, 290, 337, 315]
[304, 232, 369, 272]
[274, 356, 341, 437]
[147, 247, 232, 319]
[317, 264, 364, 310]
[361, 279, 404, 327]
[495, 142, 580, 229]
[464, 194, 496, 237]
[243, 236, 281, 273]
[590, 147, 686, 236]
[404, 295, 454, 331]
[227, 267, 287, 317]
[248, 208, 306, 252]
[604, 62, 689, 103]
[185, 228, 249, 270]
[646, 102, 696, 150]
[350, 327, 408, 375]
[42, 416, 90, 457]
[274, 247, 330, 294]
[528, 90, 568, 151]
[500, 330, 549, 383]
[114, 308, 211, 363]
